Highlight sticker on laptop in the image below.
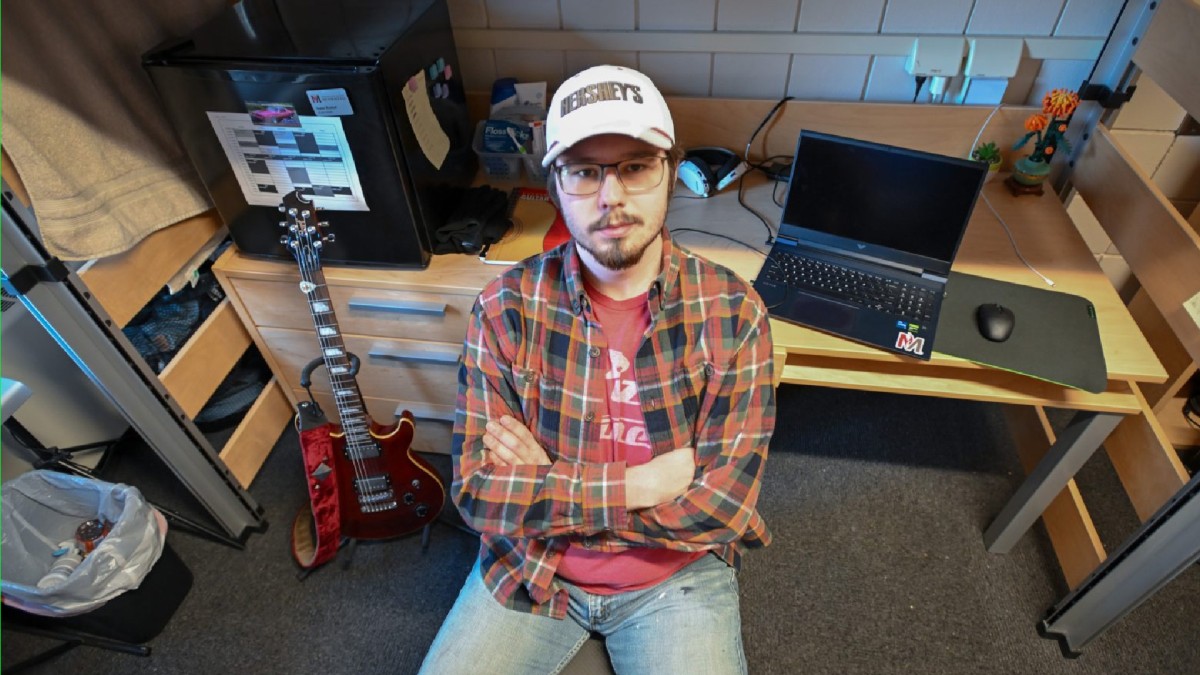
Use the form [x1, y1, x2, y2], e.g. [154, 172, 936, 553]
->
[895, 332, 926, 356]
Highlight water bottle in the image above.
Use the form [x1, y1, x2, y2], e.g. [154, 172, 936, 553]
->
[37, 543, 83, 589]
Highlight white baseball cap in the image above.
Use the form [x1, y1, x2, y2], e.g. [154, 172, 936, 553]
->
[541, 65, 675, 167]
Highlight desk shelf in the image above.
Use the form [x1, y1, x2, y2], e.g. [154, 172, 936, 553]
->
[778, 354, 1142, 415]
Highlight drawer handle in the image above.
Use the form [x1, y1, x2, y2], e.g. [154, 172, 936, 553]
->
[349, 298, 446, 316]
[368, 349, 461, 366]
[394, 406, 455, 423]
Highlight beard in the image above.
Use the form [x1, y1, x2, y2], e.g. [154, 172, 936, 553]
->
[572, 212, 661, 271]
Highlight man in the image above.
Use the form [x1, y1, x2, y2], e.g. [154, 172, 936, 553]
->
[420, 65, 775, 675]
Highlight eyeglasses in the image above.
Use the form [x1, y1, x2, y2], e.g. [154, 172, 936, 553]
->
[553, 156, 668, 196]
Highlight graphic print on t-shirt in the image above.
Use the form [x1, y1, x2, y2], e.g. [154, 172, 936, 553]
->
[600, 349, 651, 452]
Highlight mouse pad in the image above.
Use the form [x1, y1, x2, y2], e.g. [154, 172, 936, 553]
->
[934, 272, 1108, 393]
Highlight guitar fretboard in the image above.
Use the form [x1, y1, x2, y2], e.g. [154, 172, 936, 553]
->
[290, 220, 379, 461]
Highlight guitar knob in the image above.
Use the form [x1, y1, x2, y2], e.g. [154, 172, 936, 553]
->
[403, 492, 415, 504]
[411, 479, 421, 488]
[415, 504, 429, 517]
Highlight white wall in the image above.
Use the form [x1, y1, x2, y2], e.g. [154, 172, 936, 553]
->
[447, 0, 1126, 106]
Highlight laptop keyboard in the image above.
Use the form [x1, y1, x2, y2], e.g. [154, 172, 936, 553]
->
[763, 251, 936, 321]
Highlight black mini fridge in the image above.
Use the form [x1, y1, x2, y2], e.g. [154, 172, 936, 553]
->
[144, 0, 475, 268]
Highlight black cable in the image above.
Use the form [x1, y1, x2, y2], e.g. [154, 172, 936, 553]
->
[746, 154, 793, 180]
[743, 96, 795, 163]
[772, 177, 787, 207]
[1185, 391, 1200, 431]
[912, 76, 927, 103]
[737, 173, 775, 246]
[670, 227, 770, 256]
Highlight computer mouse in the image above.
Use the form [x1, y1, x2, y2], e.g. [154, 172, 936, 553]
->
[976, 303, 1015, 342]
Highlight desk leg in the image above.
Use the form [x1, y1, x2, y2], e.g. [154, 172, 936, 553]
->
[1038, 470, 1200, 656]
[985, 411, 1123, 553]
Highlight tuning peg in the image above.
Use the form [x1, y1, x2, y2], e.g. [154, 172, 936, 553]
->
[301, 209, 311, 219]
[287, 207, 298, 217]
[277, 205, 285, 212]
[279, 235, 289, 245]
[318, 221, 330, 228]
[314, 240, 323, 249]
[278, 220, 287, 228]
[325, 233, 336, 244]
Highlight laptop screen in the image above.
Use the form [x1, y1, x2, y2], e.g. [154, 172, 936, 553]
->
[779, 131, 987, 274]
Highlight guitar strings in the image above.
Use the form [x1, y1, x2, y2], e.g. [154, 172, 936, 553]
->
[294, 212, 375, 501]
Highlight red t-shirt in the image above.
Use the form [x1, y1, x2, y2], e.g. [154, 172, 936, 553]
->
[555, 280, 704, 593]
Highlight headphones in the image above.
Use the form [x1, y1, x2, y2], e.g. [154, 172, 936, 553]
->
[677, 147, 749, 198]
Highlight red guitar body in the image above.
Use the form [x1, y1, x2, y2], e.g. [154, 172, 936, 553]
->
[327, 411, 445, 540]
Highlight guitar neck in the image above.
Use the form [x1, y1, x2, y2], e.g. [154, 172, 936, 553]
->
[298, 263, 372, 443]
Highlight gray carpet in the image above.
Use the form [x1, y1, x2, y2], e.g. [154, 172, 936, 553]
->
[4, 384, 1198, 674]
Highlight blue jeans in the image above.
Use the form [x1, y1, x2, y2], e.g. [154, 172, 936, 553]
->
[418, 552, 746, 675]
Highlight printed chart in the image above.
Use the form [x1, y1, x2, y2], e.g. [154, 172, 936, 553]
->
[207, 112, 369, 210]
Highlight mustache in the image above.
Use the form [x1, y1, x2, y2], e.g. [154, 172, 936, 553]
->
[588, 212, 644, 233]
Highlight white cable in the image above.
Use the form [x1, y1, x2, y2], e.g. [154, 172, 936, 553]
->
[969, 103, 1054, 286]
[968, 103, 1002, 159]
[981, 192, 1056, 287]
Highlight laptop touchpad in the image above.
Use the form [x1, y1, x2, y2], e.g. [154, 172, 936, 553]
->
[792, 293, 856, 331]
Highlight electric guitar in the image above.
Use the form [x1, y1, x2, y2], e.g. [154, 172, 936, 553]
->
[279, 189, 444, 566]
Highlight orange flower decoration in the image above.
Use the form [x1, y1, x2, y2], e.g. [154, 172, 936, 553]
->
[1044, 146, 1054, 155]
[1042, 88, 1080, 118]
[1024, 114, 1049, 132]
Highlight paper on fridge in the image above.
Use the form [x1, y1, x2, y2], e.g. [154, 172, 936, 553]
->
[206, 112, 369, 210]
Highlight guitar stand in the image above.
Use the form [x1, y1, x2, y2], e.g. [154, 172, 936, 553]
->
[335, 519, 439, 570]
[1, 419, 244, 550]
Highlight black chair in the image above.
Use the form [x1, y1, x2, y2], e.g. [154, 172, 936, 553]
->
[561, 636, 616, 675]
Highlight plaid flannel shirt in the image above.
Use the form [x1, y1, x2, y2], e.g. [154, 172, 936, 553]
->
[452, 229, 776, 619]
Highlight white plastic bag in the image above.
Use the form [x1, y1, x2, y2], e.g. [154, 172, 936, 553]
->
[1, 470, 166, 617]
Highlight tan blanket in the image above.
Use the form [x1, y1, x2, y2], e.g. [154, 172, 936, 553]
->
[1, 0, 226, 260]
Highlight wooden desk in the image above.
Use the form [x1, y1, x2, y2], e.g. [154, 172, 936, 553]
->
[671, 173, 1165, 586]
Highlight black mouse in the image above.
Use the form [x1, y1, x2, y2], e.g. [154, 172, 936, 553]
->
[976, 303, 1015, 342]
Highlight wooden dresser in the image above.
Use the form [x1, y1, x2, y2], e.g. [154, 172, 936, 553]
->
[212, 248, 504, 455]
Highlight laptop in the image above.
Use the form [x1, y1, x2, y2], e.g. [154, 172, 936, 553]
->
[752, 130, 987, 360]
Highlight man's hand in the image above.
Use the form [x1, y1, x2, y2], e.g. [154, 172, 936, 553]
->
[483, 415, 551, 466]
[626, 447, 695, 510]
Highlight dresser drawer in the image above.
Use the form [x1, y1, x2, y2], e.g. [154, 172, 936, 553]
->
[296, 389, 456, 455]
[262, 326, 461, 406]
[235, 277, 476, 343]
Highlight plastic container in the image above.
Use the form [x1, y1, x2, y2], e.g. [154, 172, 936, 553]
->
[36, 544, 83, 590]
[472, 121, 523, 180]
[472, 121, 548, 182]
[523, 155, 551, 182]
